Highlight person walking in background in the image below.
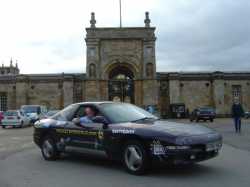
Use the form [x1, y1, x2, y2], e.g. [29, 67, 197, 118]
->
[147, 105, 154, 114]
[231, 98, 244, 133]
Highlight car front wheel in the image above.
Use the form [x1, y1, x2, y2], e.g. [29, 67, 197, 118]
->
[123, 141, 150, 175]
[41, 136, 60, 161]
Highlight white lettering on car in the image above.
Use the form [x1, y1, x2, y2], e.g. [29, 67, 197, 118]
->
[112, 129, 135, 134]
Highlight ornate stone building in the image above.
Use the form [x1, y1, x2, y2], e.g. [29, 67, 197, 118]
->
[0, 12, 250, 117]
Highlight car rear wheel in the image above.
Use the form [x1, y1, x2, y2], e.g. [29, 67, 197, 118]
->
[123, 141, 150, 175]
[41, 136, 60, 161]
[1, 126, 5, 129]
[210, 118, 214, 122]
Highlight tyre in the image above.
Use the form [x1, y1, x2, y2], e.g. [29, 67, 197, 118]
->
[123, 140, 150, 175]
[196, 118, 199, 122]
[210, 118, 214, 122]
[190, 119, 193, 122]
[41, 136, 60, 161]
[1, 125, 5, 129]
[19, 121, 24, 128]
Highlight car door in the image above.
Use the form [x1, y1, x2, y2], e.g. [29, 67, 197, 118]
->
[62, 104, 105, 151]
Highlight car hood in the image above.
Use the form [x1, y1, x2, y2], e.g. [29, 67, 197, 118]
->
[26, 113, 38, 118]
[35, 118, 67, 127]
[111, 120, 216, 138]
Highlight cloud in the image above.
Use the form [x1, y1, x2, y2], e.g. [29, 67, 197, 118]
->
[0, 0, 249, 73]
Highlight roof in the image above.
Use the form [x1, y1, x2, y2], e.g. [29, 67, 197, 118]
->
[74, 101, 116, 105]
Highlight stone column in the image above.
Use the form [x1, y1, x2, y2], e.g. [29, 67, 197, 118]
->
[142, 79, 158, 106]
[134, 80, 143, 106]
[168, 73, 181, 104]
[15, 76, 29, 108]
[212, 79, 225, 116]
[63, 79, 74, 107]
[85, 80, 100, 101]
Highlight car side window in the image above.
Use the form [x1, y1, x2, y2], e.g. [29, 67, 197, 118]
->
[74, 106, 87, 118]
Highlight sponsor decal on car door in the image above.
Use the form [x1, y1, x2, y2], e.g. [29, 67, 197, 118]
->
[55, 124, 104, 150]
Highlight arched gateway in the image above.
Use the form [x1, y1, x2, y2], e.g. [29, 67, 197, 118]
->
[85, 12, 157, 107]
[108, 65, 134, 103]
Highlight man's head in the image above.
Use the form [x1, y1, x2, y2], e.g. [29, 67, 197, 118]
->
[85, 107, 95, 117]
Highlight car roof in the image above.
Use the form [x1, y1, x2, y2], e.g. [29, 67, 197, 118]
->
[21, 105, 42, 107]
[73, 101, 117, 106]
[5, 110, 18, 112]
[198, 107, 214, 109]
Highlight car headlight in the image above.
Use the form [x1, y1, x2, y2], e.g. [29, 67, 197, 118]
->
[165, 145, 191, 150]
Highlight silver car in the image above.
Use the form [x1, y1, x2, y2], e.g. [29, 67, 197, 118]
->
[1, 110, 30, 128]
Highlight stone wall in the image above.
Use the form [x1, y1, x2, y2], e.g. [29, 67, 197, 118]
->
[0, 74, 84, 110]
[162, 72, 250, 116]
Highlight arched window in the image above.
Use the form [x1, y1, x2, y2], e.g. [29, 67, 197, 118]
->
[89, 63, 96, 78]
[146, 63, 154, 78]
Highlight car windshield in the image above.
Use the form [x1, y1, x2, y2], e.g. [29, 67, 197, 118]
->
[199, 107, 214, 112]
[47, 111, 59, 116]
[4, 111, 18, 116]
[99, 103, 158, 123]
[22, 106, 40, 114]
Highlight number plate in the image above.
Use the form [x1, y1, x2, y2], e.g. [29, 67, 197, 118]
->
[206, 141, 222, 151]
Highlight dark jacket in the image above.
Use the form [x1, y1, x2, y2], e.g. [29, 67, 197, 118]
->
[232, 104, 244, 118]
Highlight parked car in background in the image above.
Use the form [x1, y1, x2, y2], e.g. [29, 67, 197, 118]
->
[190, 107, 216, 122]
[1, 110, 30, 128]
[0, 111, 4, 124]
[44, 110, 60, 118]
[21, 105, 48, 124]
[245, 111, 250, 119]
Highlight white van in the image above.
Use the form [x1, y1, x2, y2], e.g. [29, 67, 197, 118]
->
[21, 105, 48, 124]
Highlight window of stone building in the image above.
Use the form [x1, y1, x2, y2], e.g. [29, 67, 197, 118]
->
[232, 85, 242, 102]
[206, 83, 210, 87]
[146, 47, 152, 56]
[89, 63, 96, 78]
[146, 63, 154, 78]
[0, 93, 7, 111]
[89, 48, 95, 57]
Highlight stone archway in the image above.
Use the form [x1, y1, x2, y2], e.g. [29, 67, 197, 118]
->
[108, 65, 134, 103]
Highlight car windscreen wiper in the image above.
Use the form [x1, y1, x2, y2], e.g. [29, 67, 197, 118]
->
[131, 117, 158, 123]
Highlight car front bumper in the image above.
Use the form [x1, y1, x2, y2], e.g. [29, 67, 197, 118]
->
[1, 120, 22, 126]
[150, 139, 222, 164]
[152, 149, 219, 164]
[198, 115, 215, 119]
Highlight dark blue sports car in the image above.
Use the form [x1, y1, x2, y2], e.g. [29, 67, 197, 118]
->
[33, 102, 222, 175]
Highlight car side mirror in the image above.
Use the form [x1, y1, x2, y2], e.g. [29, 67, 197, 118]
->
[72, 118, 81, 126]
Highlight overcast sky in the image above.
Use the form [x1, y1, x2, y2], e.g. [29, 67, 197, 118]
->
[0, 0, 249, 74]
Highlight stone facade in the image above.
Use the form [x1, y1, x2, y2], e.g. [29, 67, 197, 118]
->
[0, 12, 250, 117]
